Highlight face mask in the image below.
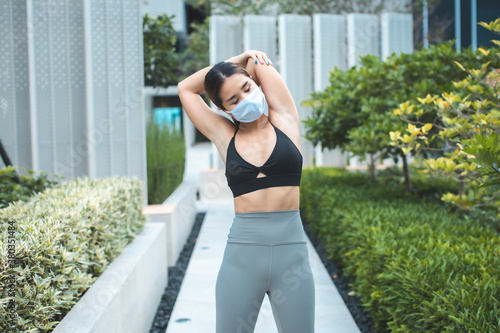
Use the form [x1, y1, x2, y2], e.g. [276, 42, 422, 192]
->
[227, 87, 267, 123]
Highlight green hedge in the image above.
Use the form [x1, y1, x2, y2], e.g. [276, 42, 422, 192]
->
[146, 121, 186, 204]
[0, 166, 60, 209]
[0, 177, 146, 332]
[300, 167, 500, 332]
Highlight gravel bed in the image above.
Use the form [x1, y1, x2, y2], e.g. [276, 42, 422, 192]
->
[149, 210, 376, 333]
[149, 212, 206, 333]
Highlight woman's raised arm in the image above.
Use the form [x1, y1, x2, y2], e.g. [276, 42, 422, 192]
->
[177, 65, 232, 148]
[177, 50, 270, 147]
[244, 57, 299, 128]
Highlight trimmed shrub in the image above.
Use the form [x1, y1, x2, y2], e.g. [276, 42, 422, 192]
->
[146, 121, 186, 204]
[0, 176, 146, 332]
[0, 166, 60, 209]
[300, 167, 500, 332]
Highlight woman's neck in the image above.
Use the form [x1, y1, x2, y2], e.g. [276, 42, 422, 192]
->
[237, 114, 269, 133]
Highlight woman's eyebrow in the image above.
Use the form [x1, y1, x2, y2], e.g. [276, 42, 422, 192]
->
[225, 81, 249, 104]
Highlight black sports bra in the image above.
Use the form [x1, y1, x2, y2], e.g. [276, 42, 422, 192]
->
[225, 122, 303, 197]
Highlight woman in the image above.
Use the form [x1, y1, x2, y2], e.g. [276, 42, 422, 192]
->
[178, 50, 315, 333]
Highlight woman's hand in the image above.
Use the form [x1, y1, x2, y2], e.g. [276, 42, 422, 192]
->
[226, 50, 273, 68]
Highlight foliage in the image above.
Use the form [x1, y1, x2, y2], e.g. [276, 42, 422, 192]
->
[463, 133, 500, 189]
[0, 166, 61, 209]
[0, 177, 146, 332]
[181, 18, 210, 78]
[187, 0, 410, 15]
[146, 121, 186, 204]
[264, 0, 409, 15]
[300, 167, 500, 332]
[193, 0, 265, 15]
[303, 41, 500, 183]
[143, 13, 181, 88]
[391, 19, 500, 212]
[377, 162, 458, 202]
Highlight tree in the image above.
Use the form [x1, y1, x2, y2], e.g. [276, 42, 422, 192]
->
[143, 13, 181, 88]
[391, 18, 500, 212]
[303, 42, 499, 190]
[185, 0, 411, 16]
[181, 18, 210, 78]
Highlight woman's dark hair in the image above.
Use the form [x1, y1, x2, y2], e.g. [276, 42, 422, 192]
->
[204, 61, 250, 111]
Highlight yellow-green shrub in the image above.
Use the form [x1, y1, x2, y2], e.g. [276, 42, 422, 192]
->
[0, 176, 146, 332]
[391, 19, 500, 212]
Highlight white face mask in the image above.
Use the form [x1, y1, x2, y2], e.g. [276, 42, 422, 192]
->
[227, 87, 267, 123]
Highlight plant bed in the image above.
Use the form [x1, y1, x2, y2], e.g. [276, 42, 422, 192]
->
[300, 167, 500, 332]
[0, 176, 146, 332]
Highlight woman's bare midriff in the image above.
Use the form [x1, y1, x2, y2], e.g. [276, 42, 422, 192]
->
[233, 185, 300, 213]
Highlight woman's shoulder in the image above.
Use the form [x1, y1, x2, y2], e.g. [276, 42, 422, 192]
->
[220, 120, 239, 147]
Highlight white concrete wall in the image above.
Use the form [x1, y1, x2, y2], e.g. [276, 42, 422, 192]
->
[1, 0, 147, 203]
[313, 14, 348, 167]
[209, 15, 243, 65]
[347, 13, 380, 68]
[279, 14, 314, 167]
[87, 0, 146, 184]
[209, 15, 243, 169]
[381, 12, 413, 60]
[346, 13, 380, 168]
[243, 15, 277, 62]
[0, 0, 33, 169]
[140, 0, 186, 34]
[313, 14, 347, 89]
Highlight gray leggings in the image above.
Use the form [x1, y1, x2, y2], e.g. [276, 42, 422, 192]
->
[215, 210, 315, 333]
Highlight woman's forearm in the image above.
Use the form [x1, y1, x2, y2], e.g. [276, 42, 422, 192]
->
[177, 54, 243, 95]
[178, 65, 213, 95]
[177, 51, 270, 95]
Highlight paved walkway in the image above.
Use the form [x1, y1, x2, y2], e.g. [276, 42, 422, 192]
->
[166, 143, 360, 333]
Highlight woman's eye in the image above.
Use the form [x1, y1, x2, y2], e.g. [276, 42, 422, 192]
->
[245, 87, 250, 92]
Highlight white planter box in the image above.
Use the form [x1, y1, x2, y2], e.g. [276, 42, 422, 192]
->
[53, 223, 167, 333]
[143, 182, 197, 266]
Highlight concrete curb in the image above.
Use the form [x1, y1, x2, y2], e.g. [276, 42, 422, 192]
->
[143, 182, 197, 266]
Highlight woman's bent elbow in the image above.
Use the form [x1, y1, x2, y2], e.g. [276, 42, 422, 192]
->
[177, 80, 186, 93]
